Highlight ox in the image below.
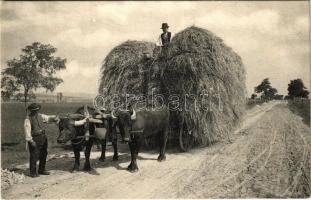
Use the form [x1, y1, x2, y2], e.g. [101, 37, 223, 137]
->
[57, 106, 119, 172]
[112, 106, 169, 172]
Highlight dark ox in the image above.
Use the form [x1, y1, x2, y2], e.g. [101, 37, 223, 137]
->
[57, 106, 119, 172]
[112, 106, 169, 172]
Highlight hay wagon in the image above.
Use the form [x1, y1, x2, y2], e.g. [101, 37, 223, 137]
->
[141, 112, 195, 152]
[99, 26, 246, 151]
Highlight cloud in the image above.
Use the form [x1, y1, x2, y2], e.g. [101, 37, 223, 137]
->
[295, 16, 308, 29]
[56, 60, 99, 93]
[196, 9, 280, 34]
[0, 8, 19, 21]
[58, 60, 98, 78]
[52, 28, 113, 49]
[1, 2, 309, 95]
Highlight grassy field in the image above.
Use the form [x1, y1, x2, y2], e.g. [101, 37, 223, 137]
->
[288, 99, 310, 126]
[1, 102, 93, 169]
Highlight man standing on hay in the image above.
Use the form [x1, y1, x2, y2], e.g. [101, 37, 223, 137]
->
[160, 23, 171, 46]
[24, 103, 60, 177]
[157, 23, 171, 47]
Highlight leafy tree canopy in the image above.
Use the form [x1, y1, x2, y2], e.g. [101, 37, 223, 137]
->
[1, 42, 66, 104]
[254, 78, 278, 100]
[251, 93, 257, 99]
[287, 79, 309, 99]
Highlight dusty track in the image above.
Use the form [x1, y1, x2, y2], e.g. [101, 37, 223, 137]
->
[2, 101, 310, 198]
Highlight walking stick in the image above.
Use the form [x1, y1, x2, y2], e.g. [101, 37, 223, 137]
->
[24, 109, 31, 150]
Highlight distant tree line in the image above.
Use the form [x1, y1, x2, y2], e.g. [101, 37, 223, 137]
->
[251, 78, 309, 101]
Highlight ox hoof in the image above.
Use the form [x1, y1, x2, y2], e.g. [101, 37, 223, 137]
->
[99, 157, 106, 162]
[112, 155, 119, 161]
[71, 166, 80, 173]
[127, 163, 138, 173]
[157, 155, 166, 162]
[83, 164, 92, 171]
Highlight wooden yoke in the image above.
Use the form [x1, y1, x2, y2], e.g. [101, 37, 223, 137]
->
[84, 105, 90, 141]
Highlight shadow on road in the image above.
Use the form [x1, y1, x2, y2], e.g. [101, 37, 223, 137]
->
[42, 146, 182, 175]
[7, 138, 186, 177]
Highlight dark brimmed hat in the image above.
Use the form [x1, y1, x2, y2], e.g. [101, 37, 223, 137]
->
[27, 103, 41, 111]
[161, 23, 169, 29]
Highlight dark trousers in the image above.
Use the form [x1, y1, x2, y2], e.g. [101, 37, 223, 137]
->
[28, 134, 48, 175]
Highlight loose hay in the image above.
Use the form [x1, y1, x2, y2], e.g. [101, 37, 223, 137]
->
[157, 26, 247, 144]
[99, 26, 247, 146]
[99, 40, 155, 97]
[1, 169, 25, 190]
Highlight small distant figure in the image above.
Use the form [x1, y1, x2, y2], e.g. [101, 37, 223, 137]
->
[24, 103, 59, 177]
[157, 23, 171, 47]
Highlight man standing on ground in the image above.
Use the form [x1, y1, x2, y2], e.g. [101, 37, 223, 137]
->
[24, 103, 59, 177]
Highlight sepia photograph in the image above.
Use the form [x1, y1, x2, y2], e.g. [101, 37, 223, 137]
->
[0, 1, 310, 199]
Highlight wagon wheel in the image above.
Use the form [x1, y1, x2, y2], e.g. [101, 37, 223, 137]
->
[179, 121, 194, 152]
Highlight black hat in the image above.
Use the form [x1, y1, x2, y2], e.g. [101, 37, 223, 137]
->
[161, 23, 169, 29]
[27, 103, 41, 111]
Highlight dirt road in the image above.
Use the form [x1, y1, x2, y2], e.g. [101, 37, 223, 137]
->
[2, 101, 310, 198]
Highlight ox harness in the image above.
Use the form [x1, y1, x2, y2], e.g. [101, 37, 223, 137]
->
[70, 135, 96, 145]
[70, 115, 104, 145]
[129, 119, 144, 137]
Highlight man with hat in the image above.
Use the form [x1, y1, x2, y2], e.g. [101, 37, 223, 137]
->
[160, 23, 171, 46]
[24, 103, 59, 177]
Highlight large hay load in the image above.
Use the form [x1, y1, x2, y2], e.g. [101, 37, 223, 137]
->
[157, 26, 247, 146]
[99, 26, 246, 148]
[99, 40, 155, 97]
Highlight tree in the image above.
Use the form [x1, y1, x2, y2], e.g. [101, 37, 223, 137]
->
[287, 79, 309, 99]
[1, 42, 66, 105]
[265, 87, 278, 100]
[14, 92, 36, 102]
[251, 93, 257, 99]
[1, 76, 19, 101]
[254, 78, 278, 100]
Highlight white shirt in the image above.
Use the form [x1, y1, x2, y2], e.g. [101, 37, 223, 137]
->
[156, 35, 163, 46]
[24, 114, 57, 142]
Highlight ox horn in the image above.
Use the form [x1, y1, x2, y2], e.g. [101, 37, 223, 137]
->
[111, 110, 117, 119]
[68, 113, 84, 119]
[102, 113, 111, 119]
[130, 109, 136, 120]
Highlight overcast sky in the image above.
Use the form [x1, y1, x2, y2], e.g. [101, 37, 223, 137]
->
[1, 1, 309, 96]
